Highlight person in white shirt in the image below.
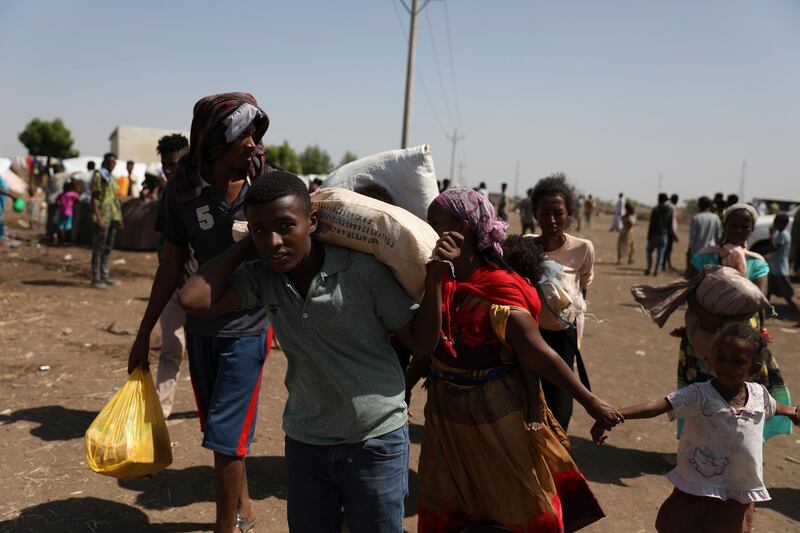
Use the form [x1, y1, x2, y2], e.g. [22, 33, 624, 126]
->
[592, 324, 800, 533]
[610, 192, 624, 231]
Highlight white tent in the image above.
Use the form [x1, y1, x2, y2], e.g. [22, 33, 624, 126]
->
[63, 156, 159, 197]
[2, 169, 28, 196]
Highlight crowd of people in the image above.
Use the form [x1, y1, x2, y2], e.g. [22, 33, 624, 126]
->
[4, 91, 800, 533]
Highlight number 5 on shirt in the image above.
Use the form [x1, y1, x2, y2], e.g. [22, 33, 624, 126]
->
[196, 205, 214, 230]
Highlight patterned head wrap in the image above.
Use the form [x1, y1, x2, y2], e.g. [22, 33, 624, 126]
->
[723, 203, 758, 226]
[434, 187, 508, 256]
[174, 92, 269, 200]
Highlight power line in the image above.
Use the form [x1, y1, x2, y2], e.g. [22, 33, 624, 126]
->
[416, 66, 450, 136]
[424, 7, 457, 129]
[442, 0, 463, 130]
[446, 127, 464, 184]
[388, 0, 449, 137]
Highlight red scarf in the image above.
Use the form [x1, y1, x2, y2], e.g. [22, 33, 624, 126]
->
[440, 265, 541, 357]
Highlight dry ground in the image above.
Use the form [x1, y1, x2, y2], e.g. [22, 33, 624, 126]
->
[1, 209, 798, 532]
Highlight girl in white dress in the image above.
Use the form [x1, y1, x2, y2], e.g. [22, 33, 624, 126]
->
[592, 324, 800, 532]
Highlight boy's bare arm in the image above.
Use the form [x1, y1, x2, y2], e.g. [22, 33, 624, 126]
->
[179, 237, 253, 316]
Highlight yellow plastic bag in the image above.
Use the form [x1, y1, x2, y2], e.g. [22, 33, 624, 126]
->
[85, 367, 172, 479]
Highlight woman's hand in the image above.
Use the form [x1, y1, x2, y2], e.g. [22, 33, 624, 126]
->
[590, 420, 608, 444]
[434, 231, 463, 263]
[586, 394, 624, 431]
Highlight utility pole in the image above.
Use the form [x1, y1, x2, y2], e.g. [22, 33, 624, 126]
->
[457, 161, 466, 184]
[514, 160, 520, 198]
[446, 127, 464, 185]
[400, 0, 434, 148]
[739, 159, 746, 201]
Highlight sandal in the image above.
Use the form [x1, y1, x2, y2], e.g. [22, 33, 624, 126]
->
[234, 513, 256, 532]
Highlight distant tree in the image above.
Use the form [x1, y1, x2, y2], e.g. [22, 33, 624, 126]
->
[264, 141, 302, 174]
[18, 118, 79, 158]
[299, 145, 333, 175]
[338, 151, 358, 168]
[683, 198, 699, 215]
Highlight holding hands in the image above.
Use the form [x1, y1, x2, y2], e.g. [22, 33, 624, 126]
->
[791, 406, 800, 425]
[776, 403, 800, 426]
[591, 420, 610, 444]
[587, 396, 624, 444]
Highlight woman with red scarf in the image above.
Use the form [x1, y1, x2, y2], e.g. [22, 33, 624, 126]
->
[408, 188, 621, 532]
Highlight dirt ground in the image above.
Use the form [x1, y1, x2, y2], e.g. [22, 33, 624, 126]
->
[1, 209, 798, 533]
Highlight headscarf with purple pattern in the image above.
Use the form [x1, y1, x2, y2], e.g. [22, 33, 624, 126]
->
[434, 187, 509, 256]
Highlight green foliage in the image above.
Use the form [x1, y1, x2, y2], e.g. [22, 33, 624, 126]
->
[18, 118, 79, 158]
[264, 141, 302, 174]
[338, 151, 358, 168]
[299, 145, 333, 175]
[683, 198, 699, 215]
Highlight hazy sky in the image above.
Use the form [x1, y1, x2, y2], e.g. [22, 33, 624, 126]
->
[1, 0, 799, 203]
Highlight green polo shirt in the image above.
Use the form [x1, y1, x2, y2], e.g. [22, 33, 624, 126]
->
[231, 244, 417, 445]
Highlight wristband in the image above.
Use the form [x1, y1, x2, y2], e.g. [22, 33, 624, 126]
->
[428, 256, 455, 279]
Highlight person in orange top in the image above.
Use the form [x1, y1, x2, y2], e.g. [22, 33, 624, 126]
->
[115, 161, 133, 197]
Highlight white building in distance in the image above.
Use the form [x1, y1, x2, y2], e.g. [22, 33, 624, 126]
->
[109, 125, 189, 163]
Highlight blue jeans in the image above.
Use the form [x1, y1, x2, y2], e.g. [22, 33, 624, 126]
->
[285, 425, 409, 533]
[646, 234, 668, 273]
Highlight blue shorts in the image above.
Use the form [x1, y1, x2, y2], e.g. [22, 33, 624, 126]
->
[187, 329, 271, 456]
[57, 213, 74, 232]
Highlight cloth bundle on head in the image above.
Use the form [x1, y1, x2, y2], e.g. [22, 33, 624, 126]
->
[694, 243, 754, 276]
[723, 203, 758, 225]
[434, 187, 508, 256]
[175, 92, 269, 201]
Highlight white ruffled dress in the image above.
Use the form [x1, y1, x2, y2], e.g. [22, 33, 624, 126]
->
[666, 381, 775, 503]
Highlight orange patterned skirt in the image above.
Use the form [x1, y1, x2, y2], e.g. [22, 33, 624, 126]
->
[417, 361, 604, 533]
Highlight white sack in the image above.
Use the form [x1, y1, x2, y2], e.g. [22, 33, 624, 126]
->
[321, 145, 438, 220]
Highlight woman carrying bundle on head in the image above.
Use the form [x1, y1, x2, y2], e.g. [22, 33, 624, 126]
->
[678, 203, 793, 441]
[407, 187, 622, 533]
